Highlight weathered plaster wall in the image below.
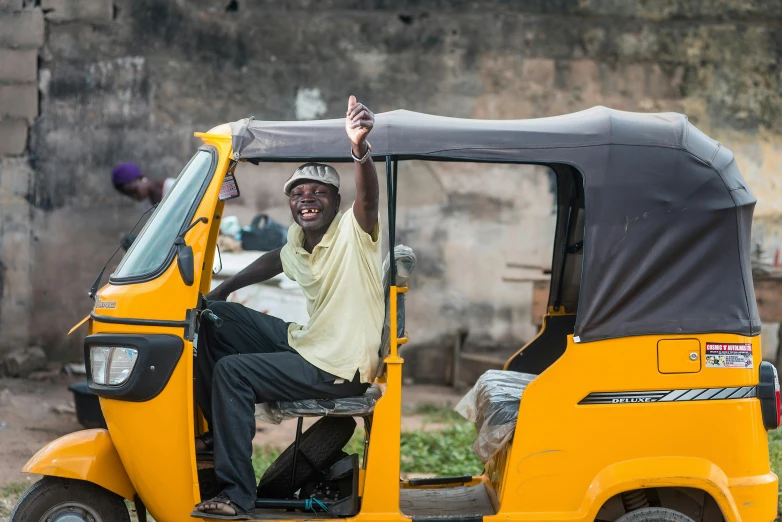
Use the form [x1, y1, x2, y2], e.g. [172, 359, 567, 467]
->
[0, 1, 780, 373]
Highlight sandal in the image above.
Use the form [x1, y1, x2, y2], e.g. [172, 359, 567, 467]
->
[195, 432, 214, 453]
[191, 491, 251, 520]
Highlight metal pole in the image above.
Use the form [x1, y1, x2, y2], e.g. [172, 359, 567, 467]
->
[386, 157, 397, 285]
[291, 417, 304, 488]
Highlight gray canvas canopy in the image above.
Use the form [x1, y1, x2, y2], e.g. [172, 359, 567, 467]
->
[229, 106, 759, 343]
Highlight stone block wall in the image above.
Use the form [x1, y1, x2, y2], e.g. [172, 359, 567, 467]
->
[0, 1, 40, 352]
[0, 1, 780, 373]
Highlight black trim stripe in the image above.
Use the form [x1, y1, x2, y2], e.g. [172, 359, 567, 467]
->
[580, 386, 757, 405]
[90, 312, 189, 329]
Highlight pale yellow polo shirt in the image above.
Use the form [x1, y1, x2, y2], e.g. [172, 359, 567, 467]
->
[279, 207, 383, 383]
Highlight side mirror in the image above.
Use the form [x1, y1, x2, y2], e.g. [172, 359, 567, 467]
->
[175, 238, 195, 286]
[213, 244, 223, 275]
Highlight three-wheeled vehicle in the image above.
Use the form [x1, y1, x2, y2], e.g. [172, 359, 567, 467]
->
[11, 106, 780, 522]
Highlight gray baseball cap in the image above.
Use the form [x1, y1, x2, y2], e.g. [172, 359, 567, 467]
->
[284, 163, 340, 196]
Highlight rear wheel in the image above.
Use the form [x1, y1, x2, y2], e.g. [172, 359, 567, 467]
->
[616, 507, 696, 522]
[10, 477, 130, 522]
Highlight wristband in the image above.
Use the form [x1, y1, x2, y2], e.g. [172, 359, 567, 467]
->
[351, 141, 372, 164]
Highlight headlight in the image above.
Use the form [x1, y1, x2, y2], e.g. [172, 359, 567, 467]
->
[90, 346, 138, 386]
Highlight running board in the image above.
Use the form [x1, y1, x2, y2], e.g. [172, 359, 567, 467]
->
[408, 475, 473, 487]
[413, 515, 483, 522]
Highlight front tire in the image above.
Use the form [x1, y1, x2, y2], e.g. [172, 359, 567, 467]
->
[616, 507, 696, 522]
[10, 477, 130, 522]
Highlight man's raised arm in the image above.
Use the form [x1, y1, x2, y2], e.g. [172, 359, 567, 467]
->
[346, 96, 379, 234]
[206, 247, 283, 301]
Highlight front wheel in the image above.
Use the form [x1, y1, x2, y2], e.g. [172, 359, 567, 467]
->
[10, 477, 130, 522]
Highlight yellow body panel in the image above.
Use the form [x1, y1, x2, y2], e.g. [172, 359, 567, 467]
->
[22, 429, 135, 500]
[488, 330, 775, 522]
[20, 127, 777, 522]
[80, 131, 233, 519]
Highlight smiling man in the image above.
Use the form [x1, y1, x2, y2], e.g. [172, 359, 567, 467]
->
[192, 96, 382, 519]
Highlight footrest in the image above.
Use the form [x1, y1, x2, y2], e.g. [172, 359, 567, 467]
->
[408, 475, 473, 487]
[413, 515, 483, 522]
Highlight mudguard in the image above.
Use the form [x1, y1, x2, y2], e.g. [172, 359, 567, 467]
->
[582, 456, 768, 522]
[23, 428, 135, 500]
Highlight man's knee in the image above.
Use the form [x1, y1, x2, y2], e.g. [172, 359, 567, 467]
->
[207, 300, 237, 317]
[214, 356, 237, 382]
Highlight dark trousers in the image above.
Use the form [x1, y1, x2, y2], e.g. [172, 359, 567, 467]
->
[194, 301, 369, 511]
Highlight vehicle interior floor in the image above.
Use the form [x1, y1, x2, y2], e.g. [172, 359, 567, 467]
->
[400, 483, 496, 517]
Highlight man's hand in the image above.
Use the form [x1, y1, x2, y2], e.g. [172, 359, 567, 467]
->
[205, 287, 229, 302]
[346, 95, 374, 156]
[346, 95, 379, 234]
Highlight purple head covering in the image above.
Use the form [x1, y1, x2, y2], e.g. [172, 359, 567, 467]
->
[112, 163, 143, 187]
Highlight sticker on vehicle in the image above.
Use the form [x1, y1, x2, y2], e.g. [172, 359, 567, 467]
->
[219, 172, 241, 201]
[705, 343, 753, 369]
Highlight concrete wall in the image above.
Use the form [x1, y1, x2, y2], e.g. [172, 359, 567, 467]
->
[0, 1, 780, 373]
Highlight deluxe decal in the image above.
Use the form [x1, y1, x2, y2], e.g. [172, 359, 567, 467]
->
[579, 387, 756, 405]
[94, 298, 117, 310]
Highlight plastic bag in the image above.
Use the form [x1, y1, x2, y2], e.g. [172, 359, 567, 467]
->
[455, 369, 537, 463]
[240, 214, 287, 251]
[379, 245, 416, 360]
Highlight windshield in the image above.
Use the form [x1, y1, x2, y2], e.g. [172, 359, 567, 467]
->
[112, 149, 216, 281]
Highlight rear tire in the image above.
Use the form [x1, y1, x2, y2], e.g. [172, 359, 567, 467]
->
[256, 416, 356, 499]
[10, 477, 130, 522]
[616, 507, 696, 522]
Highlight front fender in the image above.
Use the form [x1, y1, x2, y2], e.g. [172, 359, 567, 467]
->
[23, 428, 136, 500]
[583, 457, 739, 522]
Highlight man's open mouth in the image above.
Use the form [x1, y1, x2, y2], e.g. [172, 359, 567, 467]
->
[299, 208, 321, 220]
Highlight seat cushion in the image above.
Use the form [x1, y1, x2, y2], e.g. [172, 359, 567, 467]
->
[256, 384, 383, 423]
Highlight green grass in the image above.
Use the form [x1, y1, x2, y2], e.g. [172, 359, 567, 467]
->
[252, 444, 282, 480]
[251, 408, 482, 480]
[400, 421, 482, 475]
[0, 481, 28, 498]
[768, 429, 782, 517]
[0, 480, 32, 520]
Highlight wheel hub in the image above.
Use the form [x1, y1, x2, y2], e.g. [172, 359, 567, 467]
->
[40, 502, 102, 522]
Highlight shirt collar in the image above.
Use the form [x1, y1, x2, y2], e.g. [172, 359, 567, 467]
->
[288, 211, 343, 254]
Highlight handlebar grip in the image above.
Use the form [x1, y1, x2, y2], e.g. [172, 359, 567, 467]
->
[206, 312, 224, 328]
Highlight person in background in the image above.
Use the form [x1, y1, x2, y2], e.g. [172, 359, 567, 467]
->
[111, 162, 175, 206]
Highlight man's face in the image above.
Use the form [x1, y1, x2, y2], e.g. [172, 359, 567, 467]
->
[120, 178, 150, 201]
[288, 181, 341, 231]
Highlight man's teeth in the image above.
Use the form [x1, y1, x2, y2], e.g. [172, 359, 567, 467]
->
[301, 209, 320, 214]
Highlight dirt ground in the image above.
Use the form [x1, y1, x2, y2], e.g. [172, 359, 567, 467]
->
[0, 374, 465, 489]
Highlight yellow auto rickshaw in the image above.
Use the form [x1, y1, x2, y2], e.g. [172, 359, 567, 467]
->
[10, 106, 780, 522]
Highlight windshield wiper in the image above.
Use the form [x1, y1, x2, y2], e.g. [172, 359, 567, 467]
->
[88, 204, 158, 300]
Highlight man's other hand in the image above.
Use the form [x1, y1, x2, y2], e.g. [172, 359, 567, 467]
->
[346, 95, 374, 155]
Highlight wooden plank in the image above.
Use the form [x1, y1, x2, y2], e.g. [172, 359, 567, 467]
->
[458, 353, 507, 366]
[502, 275, 551, 282]
[506, 262, 551, 274]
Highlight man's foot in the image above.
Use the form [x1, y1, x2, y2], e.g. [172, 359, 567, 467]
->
[191, 492, 250, 520]
[195, 432, 213, 452]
